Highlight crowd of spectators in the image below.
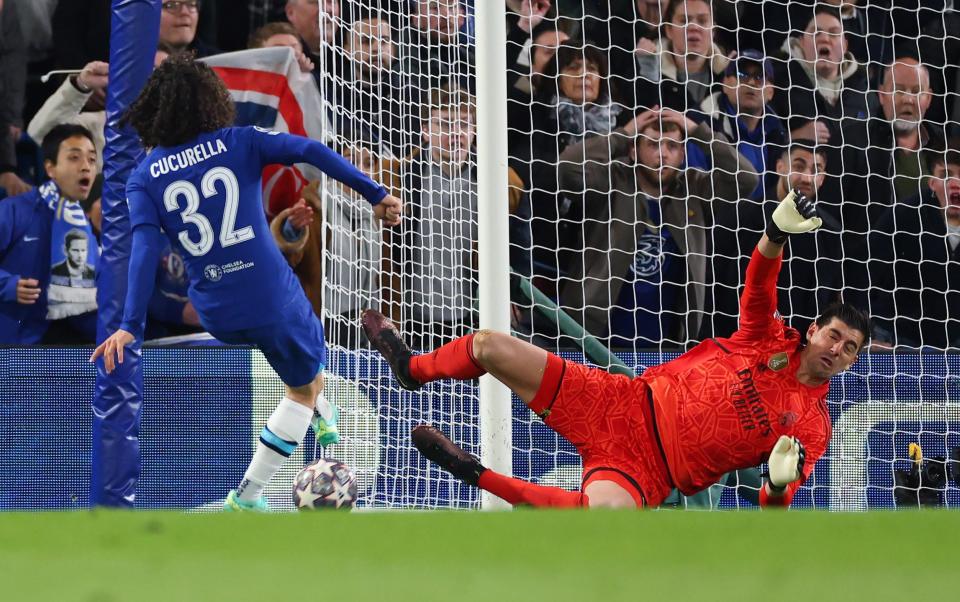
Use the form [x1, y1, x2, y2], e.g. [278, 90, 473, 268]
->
[1, 0, 959, 352]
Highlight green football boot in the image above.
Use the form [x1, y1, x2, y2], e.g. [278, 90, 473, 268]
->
[311, 403, 340, 447]
[223, 489, 270, 512]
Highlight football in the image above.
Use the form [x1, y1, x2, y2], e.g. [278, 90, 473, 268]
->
[293, 458, 358, 510]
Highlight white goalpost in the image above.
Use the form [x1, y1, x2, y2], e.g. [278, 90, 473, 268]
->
[474, 0, 514, 510]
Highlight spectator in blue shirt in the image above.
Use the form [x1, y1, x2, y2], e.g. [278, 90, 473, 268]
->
[0, 124, 99, 344]
[698, 49, 785, 200]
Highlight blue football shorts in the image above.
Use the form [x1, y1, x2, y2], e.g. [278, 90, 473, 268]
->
[210, 298, 326, 388]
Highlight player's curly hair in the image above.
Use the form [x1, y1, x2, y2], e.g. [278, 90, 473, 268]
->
[122, 53, 235, 148]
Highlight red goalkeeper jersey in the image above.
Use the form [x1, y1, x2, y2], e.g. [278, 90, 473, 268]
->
[640, 248, 830, 499]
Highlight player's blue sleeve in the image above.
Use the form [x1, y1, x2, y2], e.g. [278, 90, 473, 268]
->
[0, 199, 19, 302]
[120, 224, 166, 339]
[126, 170, 163, 229]
[248, 127, 388, 205]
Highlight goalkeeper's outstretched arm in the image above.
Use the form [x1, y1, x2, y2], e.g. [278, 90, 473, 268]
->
[735, 190, 823, 341]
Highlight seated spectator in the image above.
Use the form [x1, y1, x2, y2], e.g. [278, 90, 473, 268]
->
[339, 14, 407, 158]
[506, 2, 571, 152]
[160, 0, 219, 57]
[285, 0, 339, 58]
[0, 124, 99, 344]
[558, 108, 757, 346]
[382, 87, 479, 347]
[865, 55, 943, 211]
[635, 0, 730, 113]
[522, 42, 627, 277]
[537, 42, 624, 153]
[773, 4, 871, 205]
[866, 147, 960, 349]
[698, 49, 786, 200]
[28, 61, 110, 170]
[248, 21, 315, 73]
[269, 138, 385, 346]
[144, 242, 202, 339]
[0, 0, 30, 197]
[398, 0, 475, 103]
[379, 87, 527, 346]
[28, 48, 173, 173]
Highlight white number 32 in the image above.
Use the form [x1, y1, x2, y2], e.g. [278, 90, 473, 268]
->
[162, 167, 254, 257]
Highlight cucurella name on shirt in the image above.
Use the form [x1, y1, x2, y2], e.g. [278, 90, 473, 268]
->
[149, 139, 229, 178]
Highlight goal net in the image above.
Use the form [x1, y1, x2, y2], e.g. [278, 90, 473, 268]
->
[314, 0, 960, 510]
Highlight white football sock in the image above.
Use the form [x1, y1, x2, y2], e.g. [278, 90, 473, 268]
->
[236, 397, 312, 503]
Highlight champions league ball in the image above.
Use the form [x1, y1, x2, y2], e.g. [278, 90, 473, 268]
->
[293, 458, 358, 510]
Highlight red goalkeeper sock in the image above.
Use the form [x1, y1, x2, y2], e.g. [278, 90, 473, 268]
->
[477, 470, 588, 508]
[409, 333, 486, 383]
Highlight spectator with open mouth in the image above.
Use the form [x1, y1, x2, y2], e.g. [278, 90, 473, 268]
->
[0, 124, 100, 344]
[865, 145, 960, 350]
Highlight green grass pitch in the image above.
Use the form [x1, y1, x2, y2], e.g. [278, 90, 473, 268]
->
[1, 510, 955, 601]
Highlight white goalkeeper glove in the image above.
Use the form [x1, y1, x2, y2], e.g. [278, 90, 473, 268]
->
[767, 435, 806, 492]
[765, 188, 823, 244]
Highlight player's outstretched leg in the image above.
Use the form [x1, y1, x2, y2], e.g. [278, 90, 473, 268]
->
[412, 425, 587, 508]
[361, 309, 424, 390]
[225, 373, 324, 512]
[361, 310, 547, 403]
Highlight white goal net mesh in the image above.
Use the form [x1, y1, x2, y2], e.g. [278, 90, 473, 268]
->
[316, 0, 960, 510]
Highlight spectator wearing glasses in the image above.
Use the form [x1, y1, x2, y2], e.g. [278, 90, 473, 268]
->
[381, 87, 482, 347]
[698, 49, 785, 200]
[160, 0, 219, 57]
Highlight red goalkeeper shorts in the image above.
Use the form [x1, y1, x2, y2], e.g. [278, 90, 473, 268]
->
[528, 353, 674, 507]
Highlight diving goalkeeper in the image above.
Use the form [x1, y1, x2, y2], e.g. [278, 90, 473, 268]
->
[363, 190, 870, 508]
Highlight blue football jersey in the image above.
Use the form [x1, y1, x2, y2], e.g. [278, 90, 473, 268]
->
[125, 126, 387, 333]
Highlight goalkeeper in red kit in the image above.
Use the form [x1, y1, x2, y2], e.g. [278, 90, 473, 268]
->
[362, 190, 871, 508]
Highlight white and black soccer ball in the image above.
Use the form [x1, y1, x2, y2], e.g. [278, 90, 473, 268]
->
[293, 458, 358, 510]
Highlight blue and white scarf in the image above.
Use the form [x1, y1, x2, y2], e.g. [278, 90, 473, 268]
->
[39, 180, 99, 320]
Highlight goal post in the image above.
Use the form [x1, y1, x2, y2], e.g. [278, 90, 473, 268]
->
[475, 0, 514, 510]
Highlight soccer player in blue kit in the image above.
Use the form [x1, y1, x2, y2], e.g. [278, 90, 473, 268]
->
[90, 54, 403, 511]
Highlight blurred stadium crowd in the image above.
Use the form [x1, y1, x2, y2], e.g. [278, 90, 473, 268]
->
[1, 0, 958, 351]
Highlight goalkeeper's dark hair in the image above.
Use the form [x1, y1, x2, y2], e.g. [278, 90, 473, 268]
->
[42, 124, 96, 164]
[815, 302, 872, 347]
[122, 53, 235, 148]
